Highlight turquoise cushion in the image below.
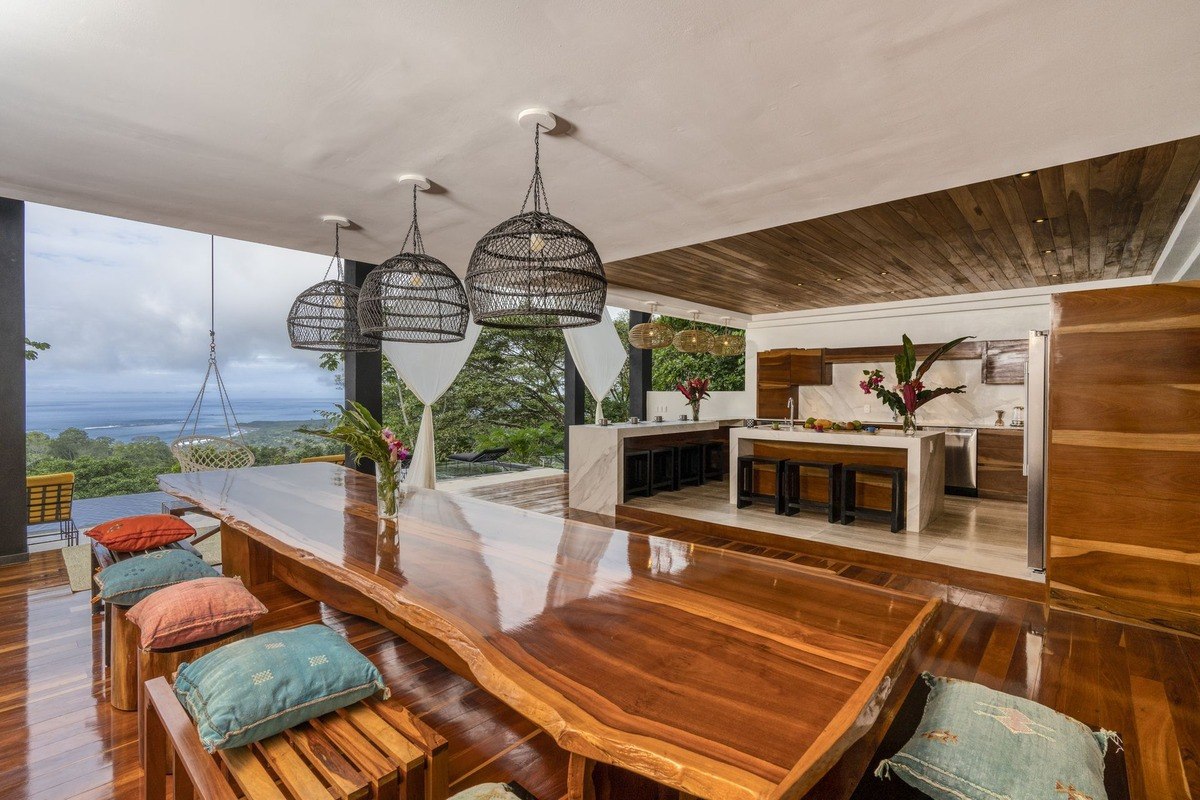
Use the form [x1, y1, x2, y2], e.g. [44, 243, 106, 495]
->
[94, 549, 218, 607]
[174, 624, 388, 752]
[876, 673, 1117, 800]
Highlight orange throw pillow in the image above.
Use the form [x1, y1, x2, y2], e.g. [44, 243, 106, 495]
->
[126, 577, 267, 650]
[86, 514, 195, 552]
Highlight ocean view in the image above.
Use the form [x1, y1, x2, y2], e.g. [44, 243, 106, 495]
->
[26, 392, 341, 441]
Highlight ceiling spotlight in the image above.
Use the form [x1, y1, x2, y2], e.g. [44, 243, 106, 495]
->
[1050, 273, 1060, 278]
[1019, 171, 1036, 178]
[795, 282, 804, 287]
[834, 277, 843, 282]
[1042, 249, 1054, 254]
[1033, 218, 1047, 224]
[880, 271, 889, 276]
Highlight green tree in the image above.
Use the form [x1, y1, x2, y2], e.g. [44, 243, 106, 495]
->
[649, 316, 745, 391]
[48, 427, 92, 460]
[24, 338, 50, 361]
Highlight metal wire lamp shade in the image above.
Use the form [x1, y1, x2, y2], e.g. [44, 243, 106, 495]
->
[358, 188, 469, 343]
[288, 223, 378, 352]
[466, 126, 606, 329]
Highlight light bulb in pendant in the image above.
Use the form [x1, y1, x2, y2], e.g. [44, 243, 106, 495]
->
[331, 294, 345, 309]
[409, 272, 424, 287]
[529, 233, 546, 253]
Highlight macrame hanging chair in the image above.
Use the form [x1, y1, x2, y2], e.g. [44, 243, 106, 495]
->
[171, 236, 256, 473]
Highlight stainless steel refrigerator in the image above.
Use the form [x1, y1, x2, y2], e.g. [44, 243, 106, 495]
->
[1026, 330, 1049, 572]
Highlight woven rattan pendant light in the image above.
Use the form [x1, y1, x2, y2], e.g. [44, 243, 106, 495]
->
[673, 311, 716, 354]
[628, 301, 673, 349]
[357, 182, 470, 343]
[287, 217, 379, 353]
[709, 316, 746, 356]
[466, 110, 607, 329]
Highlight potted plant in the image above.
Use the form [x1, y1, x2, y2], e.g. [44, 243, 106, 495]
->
[859, 335, 972, 435]
[677, 377, 712, 421]
[298, 402, 410, 517]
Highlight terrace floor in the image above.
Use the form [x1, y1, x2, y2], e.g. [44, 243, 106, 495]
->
[1, 474, 1197, 799]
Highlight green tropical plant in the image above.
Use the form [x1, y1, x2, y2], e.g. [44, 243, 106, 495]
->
[860, 335, 973, 424]
[24, 338, 49, 361]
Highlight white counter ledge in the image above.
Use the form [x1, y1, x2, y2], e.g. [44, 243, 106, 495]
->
[728, 427, 945, 531]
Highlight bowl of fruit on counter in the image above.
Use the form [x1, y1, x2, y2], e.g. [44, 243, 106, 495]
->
[802, 417, 869, 433]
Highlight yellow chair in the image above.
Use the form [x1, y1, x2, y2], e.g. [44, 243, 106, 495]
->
[27, 472, 80, 546]
[300, 453, 346, 465]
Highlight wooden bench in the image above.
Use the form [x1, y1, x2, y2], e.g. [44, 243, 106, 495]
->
[142, 676, 449, 800]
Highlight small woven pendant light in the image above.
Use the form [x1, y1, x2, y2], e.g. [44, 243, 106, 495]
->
[709, 316, 746, 356]
[358, 184, 470, 343]
[287, 218, 379, 352]
[466, 113, 607, 329]
[673, 311, 716, 353]
[628, 301, 673, 350]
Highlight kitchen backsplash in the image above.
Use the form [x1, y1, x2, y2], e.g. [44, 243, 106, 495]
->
[796, 360, 1025, 427]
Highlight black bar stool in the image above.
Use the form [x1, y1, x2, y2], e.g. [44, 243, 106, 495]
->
[623, 449, 651, 501]
[840, 464, 906, 533]
[675, 443, 705, 488]
[702, 441, 725, 481]
[782, 460, 843, 523]
[649, 447, 678, 494]
[736, 456, 787, 514]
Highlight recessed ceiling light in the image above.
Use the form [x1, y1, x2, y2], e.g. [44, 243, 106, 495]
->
[1050, 273, 1060, 278]
[834, 277, 842, 282]
[1042, 249, 1054, 254]
[1019, 171, 1036, 178]
[889, 290, 898, 294]
[880, 271, 889, 276]
[795, 282, 803, 287]
[1033, 218, 1047, 223]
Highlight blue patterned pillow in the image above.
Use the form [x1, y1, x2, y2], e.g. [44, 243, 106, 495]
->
[94, 549, 218, 607]
[876, 673, 1117, 800]
[174, 624, 388, 752]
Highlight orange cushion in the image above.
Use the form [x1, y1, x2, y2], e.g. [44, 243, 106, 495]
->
[86, 514, 194, 552]
[126, 577, 267, 650]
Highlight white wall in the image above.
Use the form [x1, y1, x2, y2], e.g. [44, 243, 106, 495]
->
[644, 390, 754, 421]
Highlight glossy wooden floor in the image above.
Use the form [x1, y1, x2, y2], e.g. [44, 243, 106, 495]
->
[1, 474, 1197, 799]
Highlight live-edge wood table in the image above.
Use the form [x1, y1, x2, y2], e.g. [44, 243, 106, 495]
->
[160, 463, 939, 800]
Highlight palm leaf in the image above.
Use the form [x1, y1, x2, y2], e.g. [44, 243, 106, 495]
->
[914, 385, 967, 409]
[915, 336, 974, 380]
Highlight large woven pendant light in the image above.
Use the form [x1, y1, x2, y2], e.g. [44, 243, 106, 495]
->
[628, 301, 673, 350]
[673, 311, 716, 354]
[466, 109, 607, 329]
[709, 316, 746, 356]
[287, 217, 379, 352]
[358, 180, 470, 343]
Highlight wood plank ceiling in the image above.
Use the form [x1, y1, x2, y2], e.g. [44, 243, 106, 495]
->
[605, 136, 1200, 314]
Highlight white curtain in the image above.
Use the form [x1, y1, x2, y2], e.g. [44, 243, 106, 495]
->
[382, 322, 482, 489]
[563, 308, 628, 422]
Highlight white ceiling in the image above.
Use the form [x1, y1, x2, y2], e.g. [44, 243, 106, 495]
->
[3, 1, 1199, 307]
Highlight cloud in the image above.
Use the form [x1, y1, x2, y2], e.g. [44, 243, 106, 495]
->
[25, 203, 342, 399]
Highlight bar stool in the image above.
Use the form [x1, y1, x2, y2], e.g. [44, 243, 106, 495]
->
[623, 449, 652, 501]
[736, 456, 787, 514]
[702, 441, 725, 481]
[782, 460, 843, 523]
[675, 443, 705, 488]
[840, 464, 906, 533]
[649, 447, 678, 494]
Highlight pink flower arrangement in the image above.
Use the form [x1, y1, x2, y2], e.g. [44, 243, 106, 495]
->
[677, 377, 711, 421]
[381, 428, 411, 465]
[858, 334, 973, 420]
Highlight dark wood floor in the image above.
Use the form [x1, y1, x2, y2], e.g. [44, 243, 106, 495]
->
[0, 474, 1197, 799]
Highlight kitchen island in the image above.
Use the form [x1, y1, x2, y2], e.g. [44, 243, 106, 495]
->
[730, 427, 945, 531]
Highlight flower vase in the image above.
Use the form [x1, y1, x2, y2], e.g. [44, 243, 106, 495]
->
[901, 414, 919, 437]
[376, 472, 399, 520]
[690, 402, 701, 422]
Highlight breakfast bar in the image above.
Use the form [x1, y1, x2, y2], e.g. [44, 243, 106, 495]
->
[729, 427, 945, 532]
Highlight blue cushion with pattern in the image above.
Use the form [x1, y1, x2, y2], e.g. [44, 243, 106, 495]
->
[173, 624, 389, 751]
[94, 549, 218, 607]
[876, 673, 1117, 800]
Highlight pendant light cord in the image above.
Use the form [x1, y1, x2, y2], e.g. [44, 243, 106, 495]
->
[400, 185, 427, 255]
[519, 124, 552, 215]
[209, 235, 216, 361]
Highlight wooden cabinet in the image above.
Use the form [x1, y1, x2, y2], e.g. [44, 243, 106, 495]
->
[756, 349, 830, 418]
[976, 428, 1027, 501]
[981, 339, 1028, 384]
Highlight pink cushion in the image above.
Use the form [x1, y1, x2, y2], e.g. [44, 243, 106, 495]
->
[126, 577, 267, 650]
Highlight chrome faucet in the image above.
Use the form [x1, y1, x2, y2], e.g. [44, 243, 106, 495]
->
[786, 397, 795, 430]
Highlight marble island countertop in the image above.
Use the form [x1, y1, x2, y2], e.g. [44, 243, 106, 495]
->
[731, 426, 944, 448]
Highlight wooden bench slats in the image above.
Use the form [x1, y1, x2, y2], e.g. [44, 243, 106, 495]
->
[256, 733, 342, 800]
[219, 744, 290, 800]
[339, 703, 425, 770]
[285, 722, 369, 799]
[312, 712, 400, 797]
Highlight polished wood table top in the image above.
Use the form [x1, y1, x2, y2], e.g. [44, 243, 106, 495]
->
[161, 464, 939, 800]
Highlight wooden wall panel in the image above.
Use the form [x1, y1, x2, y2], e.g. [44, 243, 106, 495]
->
[1047, 280, 1200, 637]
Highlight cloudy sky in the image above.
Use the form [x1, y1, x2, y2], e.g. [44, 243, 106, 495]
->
[25, 202, 342, 401]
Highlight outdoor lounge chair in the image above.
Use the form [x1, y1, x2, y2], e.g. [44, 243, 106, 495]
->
[448, 447, 509, 464]
[26, 472, 80, 546]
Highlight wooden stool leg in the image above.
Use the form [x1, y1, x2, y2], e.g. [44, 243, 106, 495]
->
[567, 754, 595, 800]
[841, 469, 857, 525]
[773, 462, 785, 515]
[110, 605, 138, 711]
[892, 471, 906, 533]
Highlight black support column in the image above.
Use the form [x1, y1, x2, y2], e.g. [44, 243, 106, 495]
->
[0, 198, 26, 564]
[343, 260, 382, 475]
[563, 347, 586, 470]
[628, 310, 652, 421]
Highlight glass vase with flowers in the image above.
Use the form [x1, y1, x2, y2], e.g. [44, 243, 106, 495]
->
[676, 377, 712, 421]
[297, 402, 410, 518]
[859, 335, 973, 435]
